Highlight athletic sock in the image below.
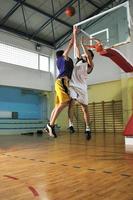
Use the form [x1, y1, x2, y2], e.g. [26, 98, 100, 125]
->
[69, 120, 73, 128]
[86, 126, 90, 131]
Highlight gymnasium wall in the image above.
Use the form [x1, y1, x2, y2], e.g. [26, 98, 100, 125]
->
[88, 80, 122, 103]
[121, 74, 133, 123]
[0, 30, 53, 56]
[83, 37, 133, 86]
[0, 86, 47, 120]
[0, 30, 55, 91]
[57, 80, 123, 131]
[0, 31, 54, 132]
[0, 61, 52, 91]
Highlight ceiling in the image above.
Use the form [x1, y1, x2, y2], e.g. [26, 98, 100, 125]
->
[0, 0, 127, 49]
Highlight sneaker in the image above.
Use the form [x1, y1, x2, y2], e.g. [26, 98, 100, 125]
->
[85, 130, 91, 140]
[43, 127, 49, 133]
[68, 126, 75, 134]
[46, 124, 57, 138]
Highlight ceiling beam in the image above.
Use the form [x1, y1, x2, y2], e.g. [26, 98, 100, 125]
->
[21, 4, 28, 36]
[31, 0, 77, 40]
[120, 0, 127, 3]
[85, 0, 101, 9]
[55, 0, 117, 48]
[0, 25, 55, 49]
[13, 0, 72, 28]
[51, 0, 56, 47]
[0, 0, 25, 26]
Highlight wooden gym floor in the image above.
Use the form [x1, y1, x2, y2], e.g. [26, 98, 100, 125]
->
[0, 132, 133, 200]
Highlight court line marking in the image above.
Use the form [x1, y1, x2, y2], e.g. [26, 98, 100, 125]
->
[3, 174, 39, 198]
[2, 153, 132, 178]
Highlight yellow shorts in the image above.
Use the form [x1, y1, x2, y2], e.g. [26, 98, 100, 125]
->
[55, 78, 70, 106]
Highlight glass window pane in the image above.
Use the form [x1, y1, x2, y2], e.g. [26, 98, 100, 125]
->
[0, 43, 38, 69]
[40, 55, 49, 71]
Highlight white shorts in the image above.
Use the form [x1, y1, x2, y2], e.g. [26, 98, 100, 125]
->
[69, 86, 88, 105]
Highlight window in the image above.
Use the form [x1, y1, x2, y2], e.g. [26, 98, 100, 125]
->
[0, 43, 38, 69]
[0, 42, 50, 71]
[40, 55, 49, 71]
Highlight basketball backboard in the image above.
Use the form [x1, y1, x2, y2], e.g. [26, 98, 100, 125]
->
[74, 1, 131, 55]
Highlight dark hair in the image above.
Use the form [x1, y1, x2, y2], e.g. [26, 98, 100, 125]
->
[88, 49, 94, 59]
[56, 50, 64, 57]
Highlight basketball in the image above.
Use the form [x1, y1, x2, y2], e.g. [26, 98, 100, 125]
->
[65, 6, 75, 17]
[95, 43, 104, 52]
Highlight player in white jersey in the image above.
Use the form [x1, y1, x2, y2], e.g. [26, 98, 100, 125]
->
[68, 26, 94, 140]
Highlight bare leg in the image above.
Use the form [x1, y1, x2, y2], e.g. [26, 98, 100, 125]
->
[44, 107, 57, 134]
[50, 106, 58, 122]
[81, 104, 91, 140]
[68, 99, 75, 133]
[68, 99, 75, 126]
[50, 101, 69, 126]
[80, 104, 90, 128]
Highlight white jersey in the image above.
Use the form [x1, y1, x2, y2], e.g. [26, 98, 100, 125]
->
[69, 58, 89, 105]
[69, 58, 88, 90]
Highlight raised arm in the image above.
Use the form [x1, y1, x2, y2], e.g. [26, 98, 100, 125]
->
[81, 37, 94, 68]
[85, 38, 104, 53]
[63, 36, 74, 59]
[73, 26, 81, 59]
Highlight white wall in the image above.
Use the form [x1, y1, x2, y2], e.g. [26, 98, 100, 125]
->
[0, 30, 53, 56]
[0, 29, 55, 91]
[87, 52, 122, 85]
[87, 42, 133, 85]
[0, 61, 52, 91]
